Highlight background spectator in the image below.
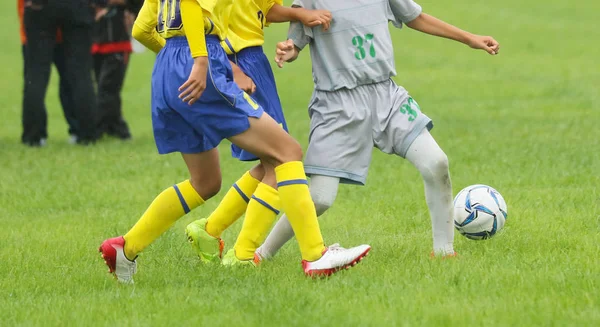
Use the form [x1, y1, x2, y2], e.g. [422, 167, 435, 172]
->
[92, 0, 143, 140]
[22, 0, 98, 146]
[18, 0, 79, 145]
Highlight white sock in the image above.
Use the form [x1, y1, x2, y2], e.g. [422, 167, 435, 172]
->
[405, 129, 455, 255]
[257, 175, 339, 259]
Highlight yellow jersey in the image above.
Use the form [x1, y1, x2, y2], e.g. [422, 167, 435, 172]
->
[223, 0, 282, 54]
[135, 0, 232, 41]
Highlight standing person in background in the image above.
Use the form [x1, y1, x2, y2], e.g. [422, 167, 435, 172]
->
[22, 0, 98, 146]
[18, 0, 79, 145]
[91, 0, 143, 140]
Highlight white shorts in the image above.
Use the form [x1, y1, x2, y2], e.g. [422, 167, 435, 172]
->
[304, 79, 433, 185]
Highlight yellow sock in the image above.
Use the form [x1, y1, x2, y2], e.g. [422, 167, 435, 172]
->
[275, 161, 325, 261]
[124, 180, 204, 259]
[233, 183, 280, 260]
[205, 171, 260, 237]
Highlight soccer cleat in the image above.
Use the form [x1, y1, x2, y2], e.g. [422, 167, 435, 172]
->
[430, 251, 458, 259]
[185, 218, 224, 263]
[302, 243, 371, 277]
[253, 250, 265, 265]
[221, 249, 260, 267]
[99, 236, 137, 284]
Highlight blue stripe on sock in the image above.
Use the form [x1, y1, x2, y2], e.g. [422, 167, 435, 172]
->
[173, 185, 191, 214]
[232, 183, 250, 203]
[277, 179, 308, 187]
[251, 195, 280, 215]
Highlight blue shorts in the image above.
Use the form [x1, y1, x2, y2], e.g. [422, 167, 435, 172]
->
[227, 46, 287, 161]
[151, 36, 264, 154]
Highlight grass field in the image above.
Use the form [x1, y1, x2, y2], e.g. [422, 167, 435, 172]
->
[1, 0, 599, 326]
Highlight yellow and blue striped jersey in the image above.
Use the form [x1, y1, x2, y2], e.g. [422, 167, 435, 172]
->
[135, 0, 232, 41]
[223, 0, 282, 54]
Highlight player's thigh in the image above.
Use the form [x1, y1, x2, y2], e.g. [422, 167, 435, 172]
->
[228, 113, 302, 167]
[374, 81, 433, 158]
[181, 149, 222, 200]
[304, 89, 373, 185]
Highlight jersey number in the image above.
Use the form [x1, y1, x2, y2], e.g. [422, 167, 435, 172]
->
[352, 34, 376, 60]
[399, 97, 420, 122]
[257, 10, 265, 29]
[157, 0, 183, 33]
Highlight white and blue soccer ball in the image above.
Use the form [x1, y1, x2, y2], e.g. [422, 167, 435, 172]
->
[453, 184, 508, 240]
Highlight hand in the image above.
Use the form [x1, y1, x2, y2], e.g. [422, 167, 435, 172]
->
[297, 9, 332, 31]
[124, 11, 135, 31]
[233, 70, 256, 95]
[467, 35, 500, 55]
[179, 56, 208, 105]
[274, 40, 298, 68]
[95, 7, 109, 21]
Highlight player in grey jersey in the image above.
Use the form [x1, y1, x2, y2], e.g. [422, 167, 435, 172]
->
[256, 0, 499, 259]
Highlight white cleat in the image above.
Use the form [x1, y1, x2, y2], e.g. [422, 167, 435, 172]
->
[99, 236, 137, 284]
[302, 243, 371, 277]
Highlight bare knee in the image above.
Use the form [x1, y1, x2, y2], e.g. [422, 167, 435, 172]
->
[264, 137, 303, 167]
[190, 175, 222, 200]
[250, 163, 265, 181]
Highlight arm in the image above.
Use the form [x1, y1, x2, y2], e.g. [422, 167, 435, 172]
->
[230, 61, 256, 94]
[180, 0, 207, 57]
[274, 10, 313, 68]
[274, 40, 301, 68]
[177, 0, 208, 105]
[405, 13, 500, 55]
[131, 0, 165, 53]
[266, 4, 331, 30]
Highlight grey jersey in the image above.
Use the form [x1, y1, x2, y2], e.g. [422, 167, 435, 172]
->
[289, 0, 422, 91]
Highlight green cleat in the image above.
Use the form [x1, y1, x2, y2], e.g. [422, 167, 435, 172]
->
[221, 249, 260, 267]
[185, 218, 224, 263]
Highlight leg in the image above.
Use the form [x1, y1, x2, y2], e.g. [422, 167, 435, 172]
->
[229, 162, 281, 261]
[93, 54, 104, 135]
[101, 149, 220, 283]
[186, 162, 263, 263]
[97, 52, 131, 139]
[61, 10, 98, 143]
[123, 149, 221, 260]
[228, 115, 326, 262]
[22, 5, 55, 145]
[404, 129, 455, 256]
[257, 175, 340, 260]
[54, 42, 79, 137]
[202, 162, 265, 238]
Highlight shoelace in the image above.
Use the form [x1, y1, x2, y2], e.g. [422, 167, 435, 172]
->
[327, 243, 346, 252]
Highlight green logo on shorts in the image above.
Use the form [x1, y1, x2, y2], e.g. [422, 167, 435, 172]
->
[399, 97, 420, 122]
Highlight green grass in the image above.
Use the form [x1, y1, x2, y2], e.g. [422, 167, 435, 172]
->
[1, 0, 599, 325]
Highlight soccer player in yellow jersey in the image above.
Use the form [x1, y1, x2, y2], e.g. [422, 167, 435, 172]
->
[98, 0, 371, 283]
[184, 1, 336, 266]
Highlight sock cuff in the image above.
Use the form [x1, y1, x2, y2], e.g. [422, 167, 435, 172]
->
[275, 161, 308, 187]
[174, 180, 204, 213]
[252, 183, 281, 214]
[234, 171, 261, 202]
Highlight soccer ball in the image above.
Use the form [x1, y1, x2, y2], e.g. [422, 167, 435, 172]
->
[453, 184, 508, 240]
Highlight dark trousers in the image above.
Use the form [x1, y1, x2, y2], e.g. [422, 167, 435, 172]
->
[22, 44, 78, 137]
[22, 1, 97, 144]
[94, 52, 131, 138]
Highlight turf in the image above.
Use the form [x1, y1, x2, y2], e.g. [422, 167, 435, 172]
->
[1, 0, 598, 326]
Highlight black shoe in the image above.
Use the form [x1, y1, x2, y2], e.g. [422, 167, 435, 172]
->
[106, 123, 132, 140]
[76, 137, 97, 146]
[22, 138, 47, 147]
